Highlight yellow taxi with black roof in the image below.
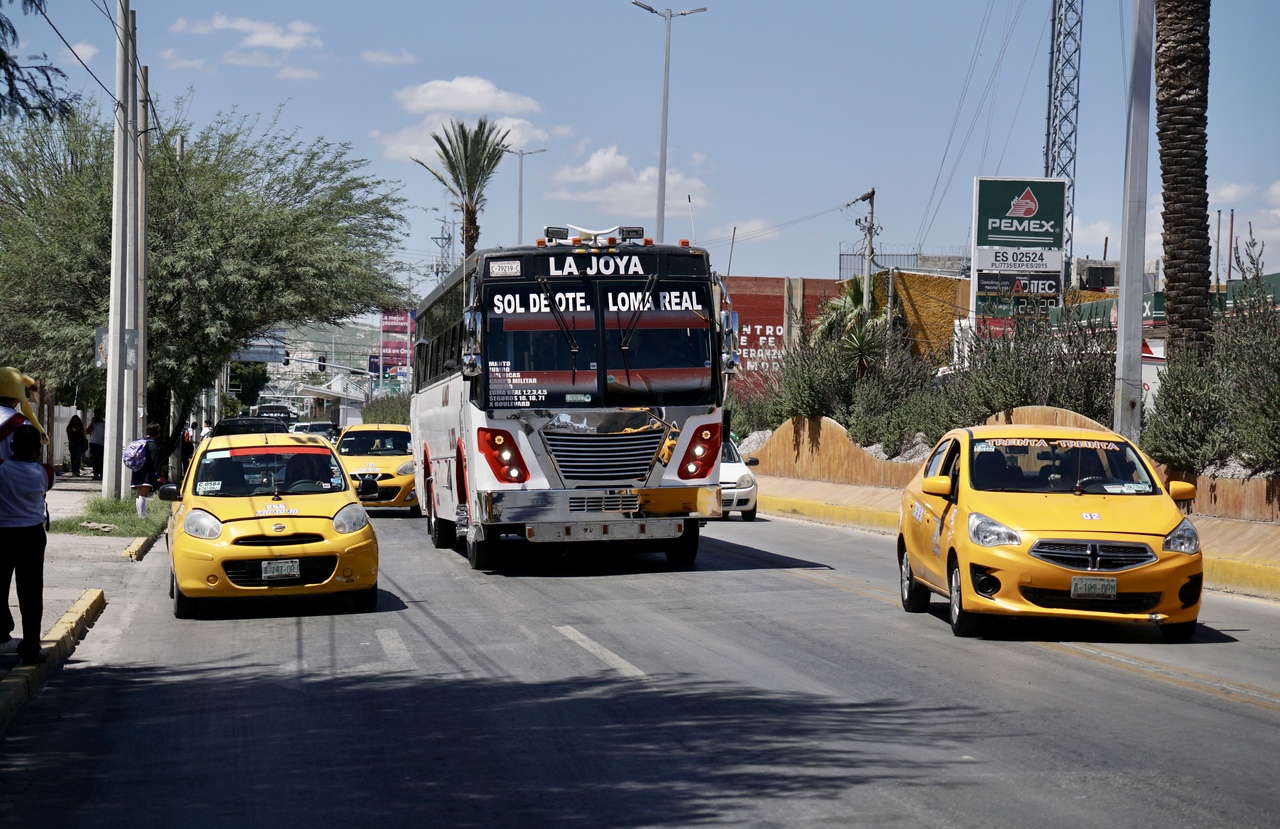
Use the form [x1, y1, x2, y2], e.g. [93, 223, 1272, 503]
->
[158, 432, 380, 618]
[334, 423, 420, 515]
[897, 424, 1202, 640]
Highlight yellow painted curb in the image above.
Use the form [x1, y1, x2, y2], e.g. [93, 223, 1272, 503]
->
[0, 588, 107, 736]
[121, 535, 156, 561]
[1203, 556, 1280, 601]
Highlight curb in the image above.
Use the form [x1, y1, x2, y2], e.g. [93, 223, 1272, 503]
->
[121, 534, 158, 561]
[757, 495, 1280, 602]
[0, 588, 107, 736]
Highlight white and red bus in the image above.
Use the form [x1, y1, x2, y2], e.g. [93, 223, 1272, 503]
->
[410, 226, 738, 570]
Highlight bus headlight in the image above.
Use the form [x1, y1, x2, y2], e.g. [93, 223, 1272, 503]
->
[678, 424, 721, 480]
[478, 428, 529, 483]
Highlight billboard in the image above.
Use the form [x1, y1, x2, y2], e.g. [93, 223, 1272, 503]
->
[971, 177, 1067, 319]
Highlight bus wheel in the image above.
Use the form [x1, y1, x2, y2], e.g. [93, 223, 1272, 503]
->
[665, 520, 699, 567]
[467, 528, 500, 570]
[428, 495, 455, 549]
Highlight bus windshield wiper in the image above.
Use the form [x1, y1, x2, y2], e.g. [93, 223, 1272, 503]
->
[618, 272, 659, 386]
[537, 276, 580, 385]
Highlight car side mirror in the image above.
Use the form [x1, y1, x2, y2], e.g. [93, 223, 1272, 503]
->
[921, 475, 953, 498]
[1167, 480, 1196, 501]
[358, 478, 380, 500]
[744, 457, 760, 467]
[157, 483, 181, 502]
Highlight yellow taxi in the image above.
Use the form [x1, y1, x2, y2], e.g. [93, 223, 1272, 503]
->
[897, 425, 1202, 640]
[334, 423, 419, 515]
[158, 433, 380, 618]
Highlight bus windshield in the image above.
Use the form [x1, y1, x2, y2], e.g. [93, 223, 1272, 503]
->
[483, 278, 715, 408]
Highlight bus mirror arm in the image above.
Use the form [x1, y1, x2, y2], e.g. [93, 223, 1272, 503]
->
[720, 310, 740, 375]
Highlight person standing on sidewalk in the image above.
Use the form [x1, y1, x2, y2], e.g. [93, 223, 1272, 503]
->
[130, 422, 163, 518]
[0, 424, 53, 664]
[86, 409, 105, 480]
[66, 413, 88, 477]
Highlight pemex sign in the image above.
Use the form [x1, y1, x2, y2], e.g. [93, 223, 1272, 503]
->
[971, 177, 1067, 319]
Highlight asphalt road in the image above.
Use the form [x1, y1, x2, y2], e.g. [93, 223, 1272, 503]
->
[2, 511, 1279, 828]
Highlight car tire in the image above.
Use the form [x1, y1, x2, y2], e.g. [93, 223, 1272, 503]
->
[467, 529, 500, 570]
[899, 540, 931, 613]
[428, 495, 455, 549]
[172, 572, 199, 620]
[351, 584, 378, 612]
[665, 520, 699, 567]
[409, 503, 422, 518]
[1160, 620, 1197, 642]
[741, 507, 757, 522]
[948, 562, 981, 637]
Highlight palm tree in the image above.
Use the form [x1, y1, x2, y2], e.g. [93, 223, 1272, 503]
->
[1155, 0, 1212, 354]
[412, 118, 510, 258]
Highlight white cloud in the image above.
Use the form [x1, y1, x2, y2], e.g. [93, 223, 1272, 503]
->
[547, 146, 710, 216]
[58, 41, 98, 66]
[371, 115, 453, 162]
[1071, 220, 1117, 259]
[363, 49, 416, 65]
[495, 117, 549, 151]
[1266, 181, 1280, 205]
[1211, 181, 1257, 203]
[171, 14, 322, 51]
[275, 66, 320, 81]
[223, 50, 278, 68]
[393, 76, 539, 115]
[158, 47, 209, 72]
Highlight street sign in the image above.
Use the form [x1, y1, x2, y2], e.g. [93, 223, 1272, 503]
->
[974, 178, 1066, 248]
[975, 248, 1065, 272]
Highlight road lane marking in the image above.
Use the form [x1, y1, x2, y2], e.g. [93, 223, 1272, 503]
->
[377, 628, 418, 672]
[554, 625, 646, 679]
[1036, 641, 1280, 714]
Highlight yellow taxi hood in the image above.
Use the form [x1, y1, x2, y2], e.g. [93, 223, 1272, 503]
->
[342, 454, 409, 476]
[965, 490, 1186, 536]
[187, 491, 352, 522]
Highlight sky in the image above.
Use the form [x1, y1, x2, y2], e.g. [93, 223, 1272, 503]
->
[19, 0, 1280, 296]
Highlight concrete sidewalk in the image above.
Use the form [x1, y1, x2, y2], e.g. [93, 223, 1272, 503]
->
[1, 475, 150, 735]
[757, 475, 1280, 602]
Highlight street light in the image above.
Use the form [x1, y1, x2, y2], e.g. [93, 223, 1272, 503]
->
[503, 147, 545, 244]
[632, 1, 707, 243]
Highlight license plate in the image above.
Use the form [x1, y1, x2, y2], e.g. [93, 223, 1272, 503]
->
[261, 559, 301, 580]
[1071, 575, 1117, 599]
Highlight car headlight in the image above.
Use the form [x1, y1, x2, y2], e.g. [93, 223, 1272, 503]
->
[1163, 517, 1200, 554]
[183, 509, 223, 540]
[968, 512, 1020, 547]
[395, 460, 415, 476]
[736, 473, 755, 489]
[333, 502, 370, 534]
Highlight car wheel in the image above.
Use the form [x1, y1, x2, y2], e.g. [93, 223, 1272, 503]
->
[467, 528, 500, 570]
[172, 572, 199, 620]
[1160, 620, 1197, 642]
[948, 562, 981, 637]
[428, 494, 455, 549]
[351, 584, 378, 612]
[899, 540, 931, 613]
[665, 520, 699, 567]
[741, 506, 757, 522]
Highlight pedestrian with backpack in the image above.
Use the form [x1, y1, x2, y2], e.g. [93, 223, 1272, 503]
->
[0, 424, 54, 664]
[125, 423, 163, 517]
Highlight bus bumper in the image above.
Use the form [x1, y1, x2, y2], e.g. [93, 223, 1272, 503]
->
[478, 485, 722, 525]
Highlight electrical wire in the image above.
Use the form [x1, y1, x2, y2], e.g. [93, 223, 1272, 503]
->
[35, 4, 117, 104]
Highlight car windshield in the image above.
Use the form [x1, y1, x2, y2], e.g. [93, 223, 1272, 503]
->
[969, 437, 1157, 495]
[337, 430, 411, 456]
[212, 419, 287, 435]
[721, 441, 742, 463]
[192, 446, 347, 496]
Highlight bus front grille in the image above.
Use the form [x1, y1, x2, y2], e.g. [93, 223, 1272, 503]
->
[544, 432, 666, 482]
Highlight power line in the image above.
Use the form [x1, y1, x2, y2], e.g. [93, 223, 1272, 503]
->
[35, 4, 117, 104]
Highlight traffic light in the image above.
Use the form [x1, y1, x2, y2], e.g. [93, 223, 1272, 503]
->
[318, 354, 327, 372]
[282, 350, 290, 366]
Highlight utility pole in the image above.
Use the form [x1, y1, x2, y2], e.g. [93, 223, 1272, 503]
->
[504, 147, 545, 244]
[855, 188, 878, 312]
[1113, 0, 1154, 442]
[104, 0, 132, 498]
[136, 53, 150, 451]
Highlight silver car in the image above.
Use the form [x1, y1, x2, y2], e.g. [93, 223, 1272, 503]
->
[719, 441, 760, 521]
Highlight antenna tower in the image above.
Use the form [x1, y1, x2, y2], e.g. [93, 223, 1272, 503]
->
[1044, 0, 1082, 260]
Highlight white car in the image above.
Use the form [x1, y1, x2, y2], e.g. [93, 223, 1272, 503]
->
[719, 441, 760, 521]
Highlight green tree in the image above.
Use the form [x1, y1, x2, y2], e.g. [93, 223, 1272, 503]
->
[412, 117, 510, 257]
[1, 0, 74, 120]
[0, 101, 413, 455]
[1156, 0, 1213, 354]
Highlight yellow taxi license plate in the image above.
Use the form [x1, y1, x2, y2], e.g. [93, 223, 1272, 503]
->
[1071, 576, 1117, 599]
[262, 559, 301, 580]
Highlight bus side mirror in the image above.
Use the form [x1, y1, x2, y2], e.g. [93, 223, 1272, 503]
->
[720, 310, 739, 375]
[461, 353, 482, 378]
[461, 309, 483, 379]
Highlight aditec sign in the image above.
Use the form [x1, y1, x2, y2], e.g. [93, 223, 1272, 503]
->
[970, 177, 1068, 320]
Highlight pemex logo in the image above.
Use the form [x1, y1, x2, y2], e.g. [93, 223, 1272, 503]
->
[1006, 187, 1039, 218]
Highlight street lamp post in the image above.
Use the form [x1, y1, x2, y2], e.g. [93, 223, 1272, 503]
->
[632, 1, 706, 243]
[504, 147, 545, 244]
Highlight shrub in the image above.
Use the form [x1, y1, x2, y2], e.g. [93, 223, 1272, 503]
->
[1141, 350, 1231, 473]
[362, 392, 410, 425]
